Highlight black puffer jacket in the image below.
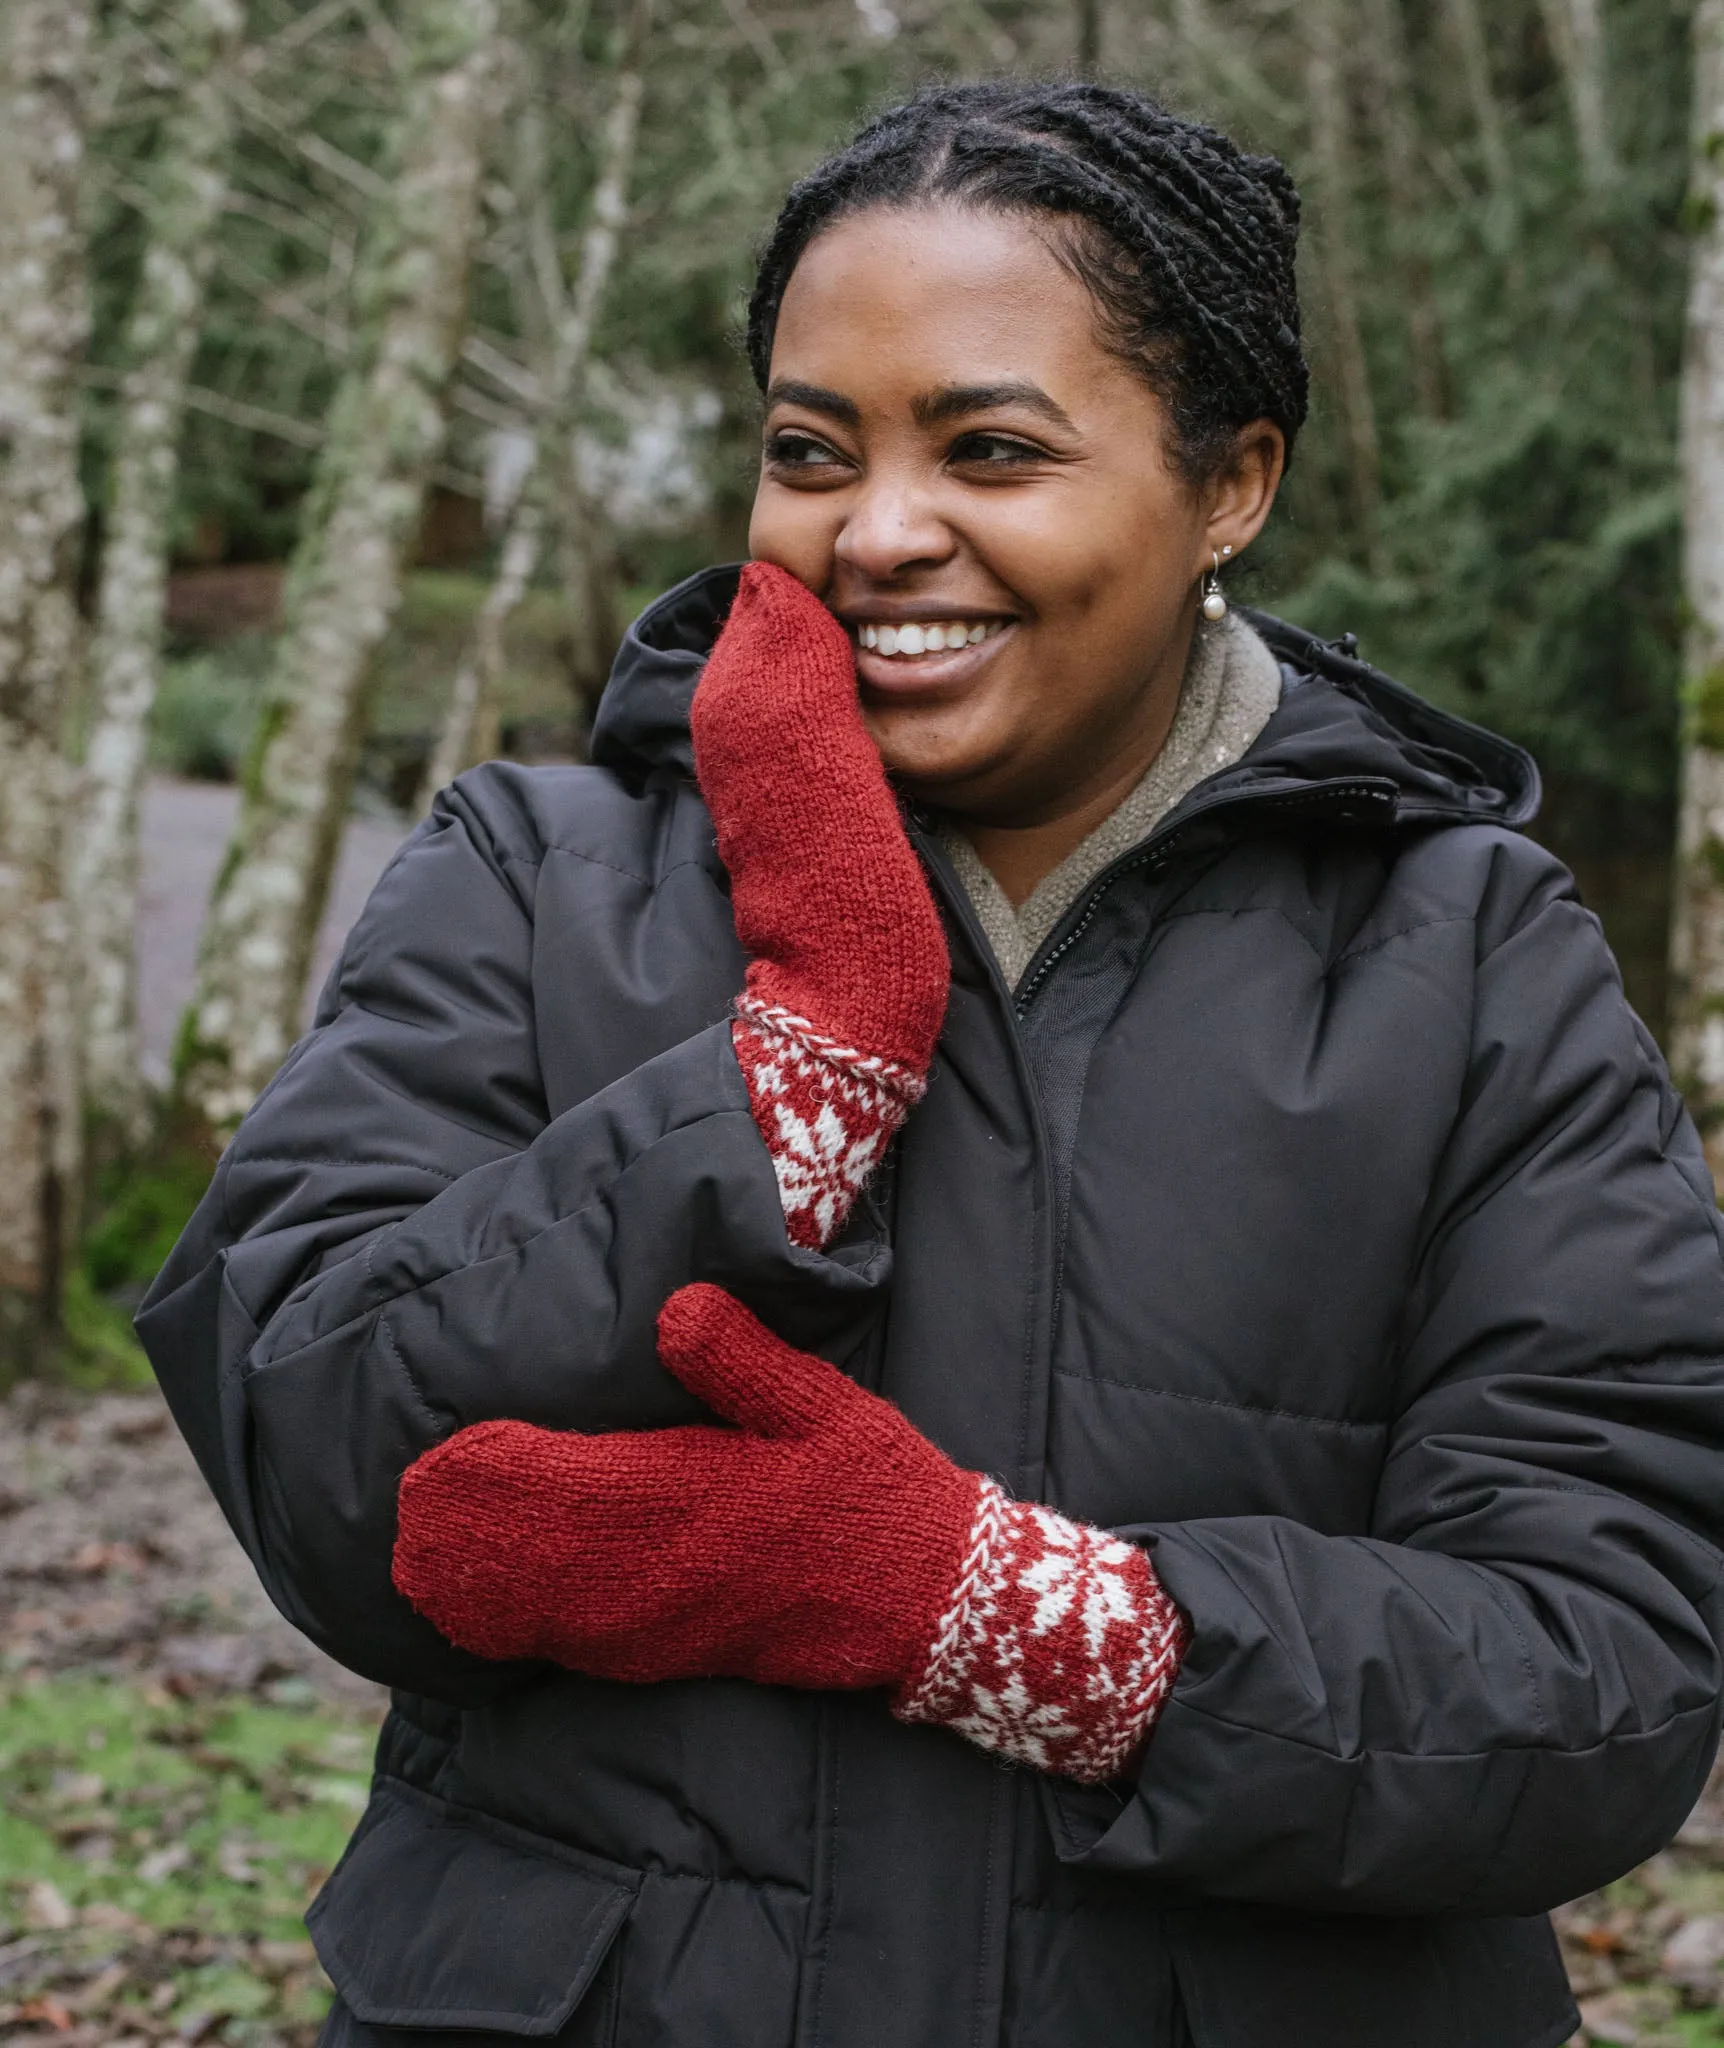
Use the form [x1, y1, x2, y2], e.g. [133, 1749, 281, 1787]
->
[140, 566, 1724, 2048]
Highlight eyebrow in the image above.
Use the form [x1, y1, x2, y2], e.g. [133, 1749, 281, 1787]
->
[763, 377, 1076, 434]
[764, 379, 860, 426]
[912, 381, 1076, 432]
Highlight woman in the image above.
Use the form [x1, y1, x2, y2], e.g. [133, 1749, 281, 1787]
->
[142, 81, 1724, 2048]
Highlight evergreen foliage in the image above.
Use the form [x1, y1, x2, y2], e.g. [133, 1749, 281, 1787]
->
[78, 0, 1700, 1017]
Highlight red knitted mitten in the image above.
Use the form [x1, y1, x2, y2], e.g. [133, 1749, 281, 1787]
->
[692, 562, 949, 1247]
[394, 1286, 1188, 1785]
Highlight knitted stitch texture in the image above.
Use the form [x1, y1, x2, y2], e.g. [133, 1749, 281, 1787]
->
[394, 1287, 1187, 1783]
[692, 561, 948, 1246]
[395, 1285, 982, 1689]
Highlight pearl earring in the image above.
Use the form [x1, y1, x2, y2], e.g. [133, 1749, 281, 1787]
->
[1202, 546, 1233, 623]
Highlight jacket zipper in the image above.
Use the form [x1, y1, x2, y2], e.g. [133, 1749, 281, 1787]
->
[1010, 778, 1398, 1015]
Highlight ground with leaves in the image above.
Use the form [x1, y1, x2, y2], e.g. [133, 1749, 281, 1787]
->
[6, 1381, 1724, 2048]
[0, 1383, 383, 2048]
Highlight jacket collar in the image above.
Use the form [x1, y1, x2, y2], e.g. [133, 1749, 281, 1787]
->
[589, 564, 1541, 833]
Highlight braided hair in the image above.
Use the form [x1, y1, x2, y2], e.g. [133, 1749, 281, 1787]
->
[747, 81, 1309, 484]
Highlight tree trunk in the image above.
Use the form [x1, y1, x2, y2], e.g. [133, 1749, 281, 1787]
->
[177, 0, 500, 1134]
[1536, 0, 1615, 191]
[0, 0, 90, 1377]
[1669, 0, 1724, 1189]
[421, 41, 645, 804]
[1076, 0, 1101, 71]
[73, 0, 243, 1149]
[1306, 0, 1383, 544]
[1439, 0, 1515, 215]
[1359, 0, 1448, 419]
[548, 54, 645, 717]
[417, 490, 544, 805]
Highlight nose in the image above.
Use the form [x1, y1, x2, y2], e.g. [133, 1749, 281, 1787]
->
[832, 466, 955, 582]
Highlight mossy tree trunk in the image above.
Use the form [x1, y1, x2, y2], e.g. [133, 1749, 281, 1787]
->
[1358, 0, 1448, 421]
[177, 0, 500, 1135]
[1535, 0, 1615, 192]
[549, 35, 646, 717]
[73, 0, 243, 1152]
[1439, 0, 1515, 221]
[1669, 0, 1724, 1190]
[421, 41, 644, 804]
[0, 0, 90, 1377]
[1305, 0, 1382, 549]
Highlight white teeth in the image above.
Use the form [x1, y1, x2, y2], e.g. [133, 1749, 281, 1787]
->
[857, 618, 1004, 658]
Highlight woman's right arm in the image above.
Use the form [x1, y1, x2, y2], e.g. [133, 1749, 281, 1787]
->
[136, 768, 889, 1702]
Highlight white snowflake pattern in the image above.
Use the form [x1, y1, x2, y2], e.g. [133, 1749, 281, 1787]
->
[897, 1481, 1188, 1784]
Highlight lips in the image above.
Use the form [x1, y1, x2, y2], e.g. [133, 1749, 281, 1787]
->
[849, 615, 1016, 700]
[854, 618, 1010, 658]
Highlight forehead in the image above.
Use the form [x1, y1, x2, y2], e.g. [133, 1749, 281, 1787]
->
[769, 202, 1134, 404]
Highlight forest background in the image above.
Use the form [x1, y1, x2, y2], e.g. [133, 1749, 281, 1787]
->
[6, 0, 1724, 2041]
[2, 0, 1713, 1370]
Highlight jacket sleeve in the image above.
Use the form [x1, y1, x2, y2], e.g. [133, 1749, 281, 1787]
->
[136, 773, 890, 1702]
[1047, 847, 1724, 1915]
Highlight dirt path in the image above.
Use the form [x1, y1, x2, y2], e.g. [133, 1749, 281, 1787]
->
[0, 1381, 380, 1713]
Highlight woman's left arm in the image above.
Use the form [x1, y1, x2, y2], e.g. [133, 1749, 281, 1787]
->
[1050, 849, 1724, 1915]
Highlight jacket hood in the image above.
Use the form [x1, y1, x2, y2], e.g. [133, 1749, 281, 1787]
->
[590, 563, 1540, 831]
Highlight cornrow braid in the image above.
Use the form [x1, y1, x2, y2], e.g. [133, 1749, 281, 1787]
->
[746, 80, 1309, 483]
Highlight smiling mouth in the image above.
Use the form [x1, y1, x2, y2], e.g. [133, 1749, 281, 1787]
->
[852, 617, 1011, 658]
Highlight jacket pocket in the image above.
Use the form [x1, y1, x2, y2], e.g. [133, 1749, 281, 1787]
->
[307, 1777, 639, 2035]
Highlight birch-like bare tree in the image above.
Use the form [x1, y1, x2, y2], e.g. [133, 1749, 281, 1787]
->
[1439, 0, 1515, 217]
[1305, 0, 1383, 543]
[1535, 0, 1616, 192]
[422, 27, 647, 804]
[1669, 0, 1724, 1189]
[178, 0, 502, 1134]
[1359, 0, 1447, 419]
[73, 0, 244, 1148]
[0, 0, 90, 1375]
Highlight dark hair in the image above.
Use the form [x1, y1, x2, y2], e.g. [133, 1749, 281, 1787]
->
[746, 80, 1309, 484]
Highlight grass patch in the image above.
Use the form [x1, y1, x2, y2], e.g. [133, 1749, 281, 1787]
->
[0, 1674, 373, 1936]
[61, 1269, 156, 1392]
[0, 1675, 379, 2041]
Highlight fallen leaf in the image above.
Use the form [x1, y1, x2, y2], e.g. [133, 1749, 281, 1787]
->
[68, 1963, 127, 2013]
[138, 1843, 191, 1882]
[49, 1769, 105, 1804]
[1577, 1990, 1642, 2045]
[23, 1883, 73, 1932]
[16, 1995, 74, 2031]
[1662, 1913, 1724, 1977]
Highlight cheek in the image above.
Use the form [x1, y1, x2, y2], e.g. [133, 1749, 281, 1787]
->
[747, 480, 841, 581]
[972, 480, 1191, 629]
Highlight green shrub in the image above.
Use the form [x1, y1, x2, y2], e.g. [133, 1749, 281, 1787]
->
[84, 1153, 213, 1298]
[150, 644, 269, 782]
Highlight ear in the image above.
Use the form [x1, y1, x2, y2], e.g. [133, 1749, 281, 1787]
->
[1202, 420, 1287, 569]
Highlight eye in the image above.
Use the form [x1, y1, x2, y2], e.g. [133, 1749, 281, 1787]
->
[764, 430, 846, 470]
[948, 431, 1047, 467]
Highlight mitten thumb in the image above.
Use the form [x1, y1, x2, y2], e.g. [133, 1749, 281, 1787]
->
[656, 1284, 858, 1439]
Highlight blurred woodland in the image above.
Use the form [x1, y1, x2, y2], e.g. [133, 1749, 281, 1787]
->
[0, 0, 1719, 1380]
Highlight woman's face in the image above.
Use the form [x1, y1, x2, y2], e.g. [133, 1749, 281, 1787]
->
[749, 202, 1285, 828]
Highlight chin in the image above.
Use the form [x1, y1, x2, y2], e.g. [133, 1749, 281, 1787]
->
[865, 693, 1010, 778]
